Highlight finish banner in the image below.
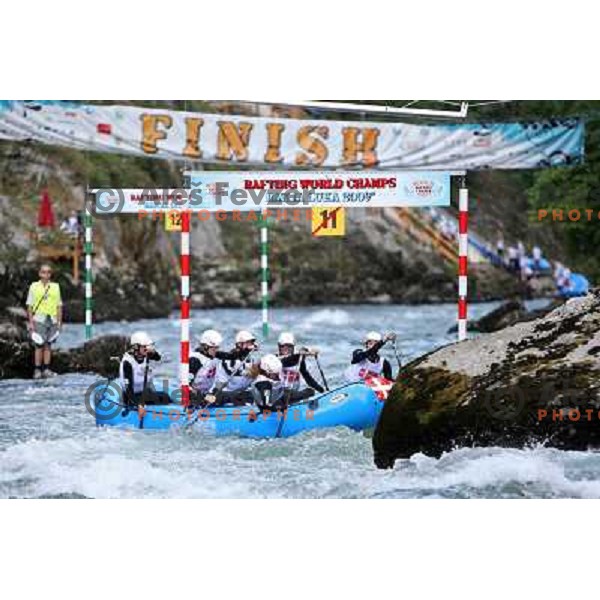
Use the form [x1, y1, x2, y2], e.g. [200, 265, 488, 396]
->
[91, 171, 451, 215]
[0, 101, 585, 170]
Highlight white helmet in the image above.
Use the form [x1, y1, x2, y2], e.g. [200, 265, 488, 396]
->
[199, 329, 223, 347]
[235, 330, 256, 344]
[364, 331, 382, 343]
[278, 331, 295, 346]
[260, 354, 282, 375]
[131, 331, 153, 347]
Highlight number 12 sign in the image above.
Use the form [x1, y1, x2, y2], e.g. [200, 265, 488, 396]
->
[165, 210, 183, 232]
[312, 207, 346, 237]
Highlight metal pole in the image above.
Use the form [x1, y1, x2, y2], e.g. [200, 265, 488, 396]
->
[260, 208, 269, 340]
[457, 178, 469, 341]
[180, 210, 191, 407]
[84, 202, 93, 340]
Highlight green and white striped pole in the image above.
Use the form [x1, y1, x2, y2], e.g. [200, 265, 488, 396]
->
[84, 204, 93, 340]
[260, 209, 269, 340]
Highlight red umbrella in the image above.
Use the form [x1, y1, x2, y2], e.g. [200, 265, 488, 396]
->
[37, 189, 55, 228]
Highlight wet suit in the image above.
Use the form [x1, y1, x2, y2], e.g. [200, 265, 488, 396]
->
[252, 375, 285, 411]
[121, 349, 171, 407]
[189, 349, 242, 407]
[189, 350, 236, 380]
[280, 353, 324, 401]
[349, 340, 393, 380]
[211, 348, 256, 406]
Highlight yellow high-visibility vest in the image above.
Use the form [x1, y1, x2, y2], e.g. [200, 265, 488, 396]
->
[27, 281, 62, 320]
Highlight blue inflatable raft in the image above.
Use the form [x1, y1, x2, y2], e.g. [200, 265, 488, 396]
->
[91, 380, 385, 438]
[558, 273, 590, 298]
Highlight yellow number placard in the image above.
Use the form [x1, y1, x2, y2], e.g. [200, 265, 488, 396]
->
[312, 207, 345, 237]
[165, 210, 182, 232]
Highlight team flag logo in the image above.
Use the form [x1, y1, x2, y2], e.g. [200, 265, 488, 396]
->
[363, 374, 394, 400]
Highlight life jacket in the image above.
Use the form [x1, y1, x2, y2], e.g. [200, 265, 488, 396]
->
[215, 355, 255, 392]
[280, 360, 301, 391]
[119, 352, 152, 394]
[189, 351, 219, 393]
[251, 374, 284, 408]
[344, 356, 385, 383]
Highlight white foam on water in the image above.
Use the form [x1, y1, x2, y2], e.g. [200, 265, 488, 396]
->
[299, 309, 352, 330]
[3, 426, 600, 499]
[368, 446, 600, 498]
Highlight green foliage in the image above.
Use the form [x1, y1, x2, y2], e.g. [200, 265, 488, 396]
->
[521, 102, 600, 281]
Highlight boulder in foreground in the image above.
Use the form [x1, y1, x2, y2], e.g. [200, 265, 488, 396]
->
[373, 289, 600, 468]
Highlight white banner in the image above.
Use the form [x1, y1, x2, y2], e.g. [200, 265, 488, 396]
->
[0, 101, 585, 170]
[91, 171, 451, 214]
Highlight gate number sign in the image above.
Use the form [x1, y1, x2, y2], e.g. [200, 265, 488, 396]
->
[312, 207, 346, 237]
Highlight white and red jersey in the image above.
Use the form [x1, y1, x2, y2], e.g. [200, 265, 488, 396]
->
[281, 363, 301, 391]
[189, 351, 219, 394]
[215, 356, 255, 392]
[363, 374, 395, 401]
[344, 356, 385, 383]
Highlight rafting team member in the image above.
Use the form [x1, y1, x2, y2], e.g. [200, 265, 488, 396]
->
[250, 354, 285, 411]
[212, 330, 259, 405]
[119, 331, 170, 408]
[344, 331, 395, 383]
[189, 329, 223, 403]
[26, 264, 62, 379]
[276, 331, 324, 401]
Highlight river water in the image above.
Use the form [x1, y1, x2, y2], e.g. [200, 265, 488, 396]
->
[3, 300, 600, 499]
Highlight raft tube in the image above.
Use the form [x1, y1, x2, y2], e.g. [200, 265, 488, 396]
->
[558, 273, 590, 298]
[91, 381, 385, 438]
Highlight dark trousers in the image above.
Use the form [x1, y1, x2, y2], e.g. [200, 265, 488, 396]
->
[128, 390, 172, 406]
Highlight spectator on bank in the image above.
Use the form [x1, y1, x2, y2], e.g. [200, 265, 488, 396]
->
[519, 255, 533, 283]
[558, 267, 572, 291]
[59, 211, 80, 237]
[26, 264, 63, 379]
[553, 261, 565, 283]
[428, 207, 441, 226]
[532, 245, 542, 273]
[507, 246, 519, 272]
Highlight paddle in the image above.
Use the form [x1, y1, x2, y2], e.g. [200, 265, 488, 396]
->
[138, 356, 150, 429]
[314, 355, 330, 392]
[214, 348, 257, 394]
[391, 337, 403, 371]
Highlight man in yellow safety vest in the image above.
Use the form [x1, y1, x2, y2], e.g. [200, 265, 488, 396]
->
[26, 264, 63, 379]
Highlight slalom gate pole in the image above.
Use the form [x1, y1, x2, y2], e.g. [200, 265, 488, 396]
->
[84, 203, 93, 340]
[260, 208, 269, 340]
[180, 210, 191, 407]
[457, 180, 469, 341]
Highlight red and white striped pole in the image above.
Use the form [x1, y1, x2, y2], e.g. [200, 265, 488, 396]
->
[180, 210, 191, 407]
[457, 179, 469, 341]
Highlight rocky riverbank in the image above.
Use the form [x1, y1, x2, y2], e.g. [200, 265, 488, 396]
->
[373, 289, 600, 468]
[0, 316, 127, 380]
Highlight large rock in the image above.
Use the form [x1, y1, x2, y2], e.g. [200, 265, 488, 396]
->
[373, 289, 600, 468]
[0, 335, 128, 379]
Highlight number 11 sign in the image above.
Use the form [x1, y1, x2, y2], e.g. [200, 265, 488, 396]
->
[312, 207, 346, 237]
